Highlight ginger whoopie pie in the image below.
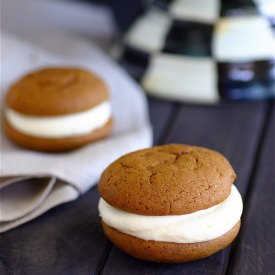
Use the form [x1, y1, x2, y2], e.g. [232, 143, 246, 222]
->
[98, 144, 243, 263]
[4, 67, 113, 152]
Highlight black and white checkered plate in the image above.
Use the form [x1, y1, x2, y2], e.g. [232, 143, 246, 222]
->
[115, 0, 275, 103]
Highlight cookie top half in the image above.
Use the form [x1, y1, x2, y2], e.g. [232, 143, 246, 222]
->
[99, 144, 236, 216]
[6, 67, 109, 116]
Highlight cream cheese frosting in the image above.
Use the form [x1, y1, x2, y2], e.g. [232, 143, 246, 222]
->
[6, 101, 111, 139]
[99, 185, 243, 243]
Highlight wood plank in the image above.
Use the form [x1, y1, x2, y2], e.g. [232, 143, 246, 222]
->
[227, 102, 275, 275]
[102, 101, 268, 275]
[0, 185, 110, 275]
[148, 96, 177, 145]
[0, 259, 9, 275]
[165, 101, 268, 196]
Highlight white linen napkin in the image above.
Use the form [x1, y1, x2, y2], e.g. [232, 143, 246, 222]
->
[0, 32, 152, 233]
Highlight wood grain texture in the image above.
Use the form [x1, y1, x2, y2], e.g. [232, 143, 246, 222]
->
[165, 101, 268, 196]
[1, 99, 274, 275]
[102, 101, 268, 275]
[0, 185, 110, 275]
[148, 96, 178, 145]
[228, 102, 275, 275]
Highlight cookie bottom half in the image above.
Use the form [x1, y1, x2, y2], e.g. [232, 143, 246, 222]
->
[3, 118, 113, 152]
[102, 220, 241, 263]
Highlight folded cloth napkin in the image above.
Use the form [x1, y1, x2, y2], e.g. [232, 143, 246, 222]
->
[0, 32, 152, 233]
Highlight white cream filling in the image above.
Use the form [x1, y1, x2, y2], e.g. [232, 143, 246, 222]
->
[99, 185, 243, 243]
[6, 101, 111, 138]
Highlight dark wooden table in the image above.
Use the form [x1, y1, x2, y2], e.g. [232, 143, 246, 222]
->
[1, 97, 274, 275]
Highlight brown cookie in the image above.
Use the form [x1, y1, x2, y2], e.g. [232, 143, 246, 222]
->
[102, 221, 241, 263]
[98, 144, 242, 263]
[4, 67, 113, 152]
[4, 118, 113, 152]
[99, 144, 236, 215]
[6, 67, 109, 116]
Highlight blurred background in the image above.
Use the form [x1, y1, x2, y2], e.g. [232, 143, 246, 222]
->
[2, 0, 275, 102]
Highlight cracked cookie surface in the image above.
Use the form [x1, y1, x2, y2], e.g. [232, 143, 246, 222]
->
[99, 144, 236, 215]
[6, 67, 109, 116]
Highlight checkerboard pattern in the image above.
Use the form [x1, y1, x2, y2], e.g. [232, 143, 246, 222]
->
[115, 0, 275, 103]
